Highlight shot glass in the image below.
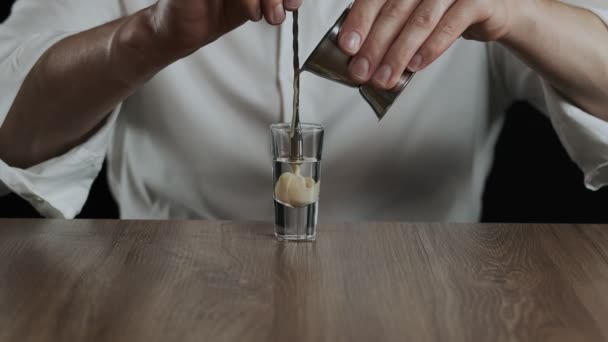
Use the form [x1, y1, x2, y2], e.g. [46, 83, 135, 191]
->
[271, 123, 324, 241]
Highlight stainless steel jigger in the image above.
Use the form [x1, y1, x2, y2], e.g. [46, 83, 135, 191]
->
[301, 5, 415, 120]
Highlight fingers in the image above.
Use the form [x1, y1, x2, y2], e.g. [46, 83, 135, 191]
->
[258, 0, 302, 25]
[372, 0, 455, 89]
[338, 0, 385, 56]
[347, 0, 424, 84]
[283, 0, 303, 12]
[261, 0, 286, 25]
[242, 0, 263, 21]
[415, 1, 476, 69]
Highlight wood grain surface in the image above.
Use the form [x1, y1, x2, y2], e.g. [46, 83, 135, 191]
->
[0, 220, 607, 342]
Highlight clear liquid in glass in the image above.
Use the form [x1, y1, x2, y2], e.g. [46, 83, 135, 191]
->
[273, 157, 320, 241]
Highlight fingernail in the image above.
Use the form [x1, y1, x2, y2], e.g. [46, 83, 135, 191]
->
[408, 54, 422, 71]
[255, 7, 263, 21]
[344, 32, 361, 53]
[350, 57, 370, 79]
[274, 4, 285, 23]
[284, 0, 301, 10]
[373, 64, 393, 86]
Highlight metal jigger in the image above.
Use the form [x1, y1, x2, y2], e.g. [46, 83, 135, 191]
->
[301, 5, 415, 120]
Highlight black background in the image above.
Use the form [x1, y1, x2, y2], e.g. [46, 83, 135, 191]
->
[1, 1, 607, 222]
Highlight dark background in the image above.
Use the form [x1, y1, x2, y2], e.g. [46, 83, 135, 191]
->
[1, 1, 607, 222]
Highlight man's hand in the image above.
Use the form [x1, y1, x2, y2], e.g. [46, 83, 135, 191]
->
[151, 0, 303, 58]
[338, 0, 523, 89]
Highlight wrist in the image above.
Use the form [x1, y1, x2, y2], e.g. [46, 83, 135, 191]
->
[109, 6, 182, 86]
[499, 0, 545, 47]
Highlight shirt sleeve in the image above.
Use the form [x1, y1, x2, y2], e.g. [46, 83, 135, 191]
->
[0, 0, 124, 218]
[488, 2, 608, 191]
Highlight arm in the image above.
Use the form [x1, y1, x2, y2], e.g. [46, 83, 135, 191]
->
[336, 0, 608, 120]
[499, 1, 608, 120]
[0, 11, 160, 169]
[0, 0, 302, 169]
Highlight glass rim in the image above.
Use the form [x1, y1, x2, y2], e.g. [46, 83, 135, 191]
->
[270, 123, 324, 133]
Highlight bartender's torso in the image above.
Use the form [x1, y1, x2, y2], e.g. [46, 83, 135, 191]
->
[108, 0, 500, 221]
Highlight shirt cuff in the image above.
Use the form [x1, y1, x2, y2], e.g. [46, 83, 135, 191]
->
[0, 108, 119, 218]
[542, 82, 608, 190]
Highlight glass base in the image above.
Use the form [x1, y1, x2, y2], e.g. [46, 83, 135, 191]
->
[274, 200, 318, 242]
[274, 232, 316, 242]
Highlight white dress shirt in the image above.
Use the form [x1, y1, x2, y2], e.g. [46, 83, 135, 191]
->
[1, 0, 607, 221]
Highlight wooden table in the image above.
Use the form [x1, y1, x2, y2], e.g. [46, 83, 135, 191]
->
[0, 220, 607, 342]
